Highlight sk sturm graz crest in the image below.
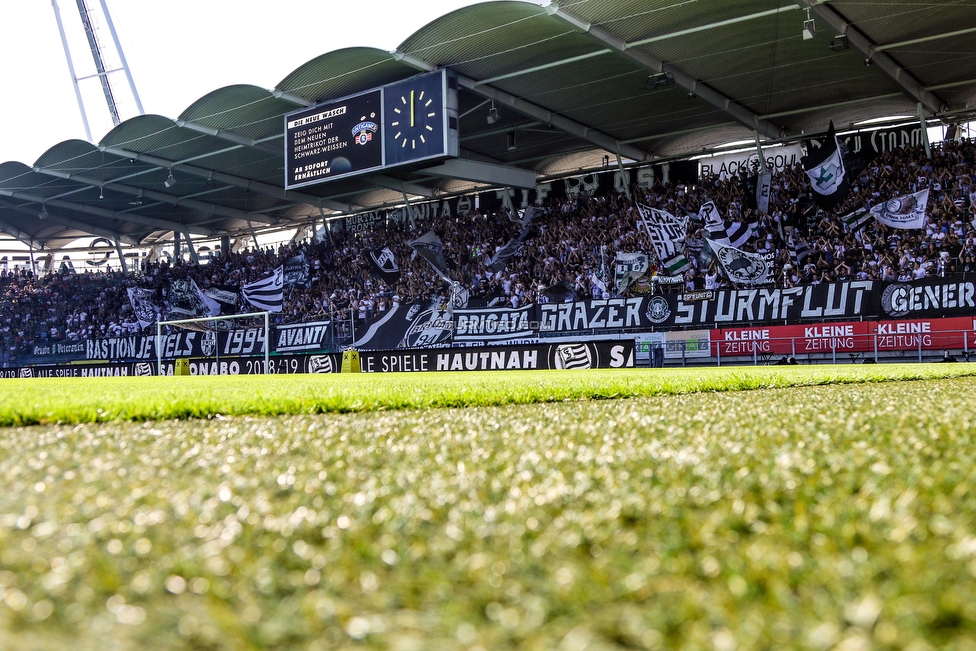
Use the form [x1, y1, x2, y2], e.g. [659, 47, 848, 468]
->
[645, 296, 672, 324]
[714, 244, 771, 284]
[308, 355, 334, 374]
[134, 362, 154, 376]
[552, 343, 594, 370]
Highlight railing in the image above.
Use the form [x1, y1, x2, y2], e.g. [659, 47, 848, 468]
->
[639, 328, 976, 367]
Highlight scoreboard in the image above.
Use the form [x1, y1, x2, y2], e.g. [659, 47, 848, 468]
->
[284, 69, 459, 189]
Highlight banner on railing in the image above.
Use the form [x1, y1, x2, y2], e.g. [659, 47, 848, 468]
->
[358, 341, 634, 373]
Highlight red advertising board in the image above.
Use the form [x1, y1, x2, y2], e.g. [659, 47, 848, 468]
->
[712, 317, 975, 357]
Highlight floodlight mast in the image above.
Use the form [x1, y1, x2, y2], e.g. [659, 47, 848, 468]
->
[51, 0, 145, 142]
[156, 312, 271, 376]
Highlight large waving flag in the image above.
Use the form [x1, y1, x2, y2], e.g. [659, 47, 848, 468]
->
[614, 252, 649, 294]
[706, 239, 774, 286]
[699, 201, 757, 248]
[127, 287, 159, 329]
[635, 204, 692, 275]
[409, 231, 451, 281]
[870, 189, 929, 230]
[801, 121, 849, 209]
[241, 266, 283, 312]
[367, 247, 401, 285]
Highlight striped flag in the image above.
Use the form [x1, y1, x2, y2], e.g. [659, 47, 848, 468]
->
[700, 201, 757, 248]
[787, 235, 813, 267]
[841, 207, 872, 232]
[726, 220, 759, 248]
[241, 266, 283, 313]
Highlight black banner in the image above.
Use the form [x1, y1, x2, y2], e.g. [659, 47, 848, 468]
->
[274, 320, 331, 353]
[358, 341, 634, 373]
[880, 278, 976, 319]
[657, 281, 877, 328]
[1, 353, 343, 378]
[452, 305, 537, 345]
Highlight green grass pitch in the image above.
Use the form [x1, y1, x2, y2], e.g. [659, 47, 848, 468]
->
[3, 365, 976, 650]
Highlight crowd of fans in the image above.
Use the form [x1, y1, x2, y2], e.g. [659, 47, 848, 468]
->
[2, 137, 975, 363]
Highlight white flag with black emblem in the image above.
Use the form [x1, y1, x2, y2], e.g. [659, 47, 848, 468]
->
[870, 189, 929, 230]
[127, 287, 158, 329]
[706, 239, 773, 286]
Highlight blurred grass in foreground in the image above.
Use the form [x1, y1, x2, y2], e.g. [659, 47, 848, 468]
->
[2, 374, 976, 649]
[3, 363, 976, 426]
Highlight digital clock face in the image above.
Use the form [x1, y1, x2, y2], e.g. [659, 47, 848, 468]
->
[383, 72, 447, 167]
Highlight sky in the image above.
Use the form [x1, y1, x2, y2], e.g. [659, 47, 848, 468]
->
[0, 0, 505, 165]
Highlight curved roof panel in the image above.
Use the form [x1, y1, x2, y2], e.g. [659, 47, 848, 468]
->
[2, 0, 975, 251]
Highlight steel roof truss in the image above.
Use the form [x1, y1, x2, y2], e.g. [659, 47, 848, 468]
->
[801, 0, 944, 115]
[546, 4, 787, 140]
[394, 50, 653, 162]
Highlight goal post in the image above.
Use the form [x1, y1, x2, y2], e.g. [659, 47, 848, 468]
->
[156, 311, 270, 376]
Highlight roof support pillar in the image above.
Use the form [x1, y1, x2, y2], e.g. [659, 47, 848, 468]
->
[114, 235, 128, 275]
[182, 229, 199, 264]
[918, 103, 932, 160]
[615, 154, 631, 201]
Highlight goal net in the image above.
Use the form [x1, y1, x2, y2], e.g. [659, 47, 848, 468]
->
[156, 312, 270, 376]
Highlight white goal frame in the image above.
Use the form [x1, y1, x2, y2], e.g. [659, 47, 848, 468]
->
[156, 312, 270, 376]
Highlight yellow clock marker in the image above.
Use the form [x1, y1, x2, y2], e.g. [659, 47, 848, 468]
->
[410, 90, 415, 128]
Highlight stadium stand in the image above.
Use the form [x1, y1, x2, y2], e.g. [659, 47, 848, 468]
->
[2, 136, 975, 364]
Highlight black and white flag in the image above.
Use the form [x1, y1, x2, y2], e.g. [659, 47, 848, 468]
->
[283, 253, 310, 288]
[127, 287, 159, 329]
[204, 285, 240, 315]
[870, 189, 929, 229]
[756, 171, 772, 214]
[409, 231, 452, 281]
[401, 297, 454, 348]
[614, 252, 649, 294]
[706, 239, 774, 286]
[488, 210, 539, 272]
[168, 279, 220, 318]
[368, 247, 401, 284]
[242, 266, 283, 313]
[787, 235, 813, 268]
[801, 121, 848, 209]
[700, 201, 756, 248]
[636, 205, 692, 275]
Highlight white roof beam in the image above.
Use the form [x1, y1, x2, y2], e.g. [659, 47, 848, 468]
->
[393, 50, 654, 162]
[800, 0, 944, 115]
[546, 4, 787, 140]
[0, 195, 157, 244]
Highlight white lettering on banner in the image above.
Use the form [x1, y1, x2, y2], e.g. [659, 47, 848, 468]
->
[724, 329, 769, 341]
[435, 350, 538, 371]
[804, 325, 854, 338]
[877, 334, 932, 348]
[723, 340, 770, 354]
[454, 312, 530, 336]
[539, 298, 643, 332]
[883, 283, 976, 317]
[804, 338, 855, 351]
[275, 324, 329, 351]
[877, 322, 931, 335]
[699, 144, 804, 180]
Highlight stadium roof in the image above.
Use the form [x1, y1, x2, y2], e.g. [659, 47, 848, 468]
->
[1, 0, 975, 251]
